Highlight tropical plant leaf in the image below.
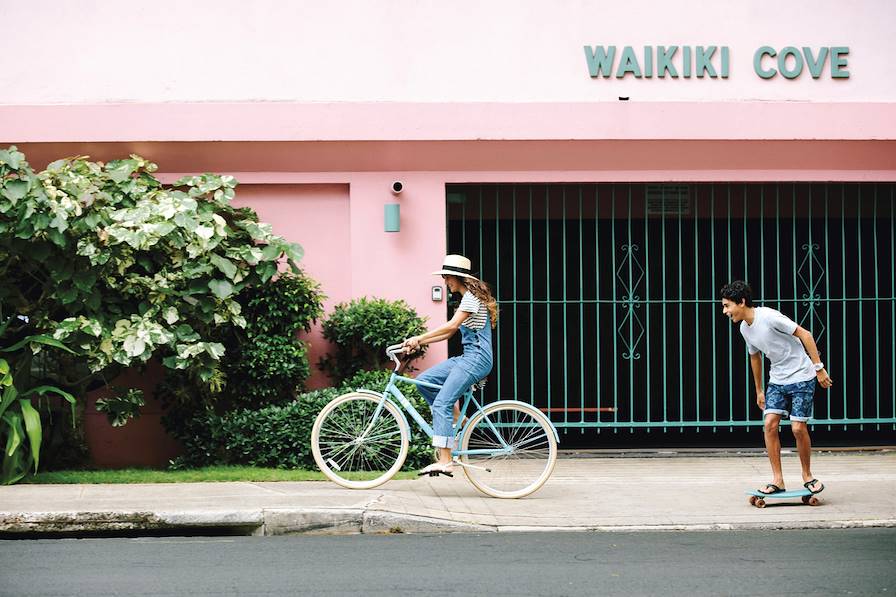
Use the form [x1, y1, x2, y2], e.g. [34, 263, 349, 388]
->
[3, 412, 23, 457]
[1, 439, 28, 485]
[208, 279, 233, 299]
[18, 399, 42, 472]
[0, 335, 76, 355]
[0, 385, 18, 419]
[20, 385, 76, 423]
[19, 385, 76, 403]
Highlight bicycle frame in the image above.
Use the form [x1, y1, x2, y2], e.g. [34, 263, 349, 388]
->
[359, 345, 517, 457]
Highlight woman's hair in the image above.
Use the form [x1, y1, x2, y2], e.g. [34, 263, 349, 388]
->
[720, 280, 754, 307]
[461, 277, 499, 328]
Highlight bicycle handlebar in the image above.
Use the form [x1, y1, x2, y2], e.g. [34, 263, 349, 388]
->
[386, 343, 410, 370]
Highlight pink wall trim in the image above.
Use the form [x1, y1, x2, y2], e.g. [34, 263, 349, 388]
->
[163, 170, 896, 183]
[11, 140, 896, 182]
[3, 102, 896, 143]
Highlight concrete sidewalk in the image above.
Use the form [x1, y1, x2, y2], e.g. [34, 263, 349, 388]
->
[1, 451, 894, 536]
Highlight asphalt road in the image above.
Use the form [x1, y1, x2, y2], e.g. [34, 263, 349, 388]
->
[1, 529, 894, 596]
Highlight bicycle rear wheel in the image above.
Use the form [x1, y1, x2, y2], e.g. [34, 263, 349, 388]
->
[311, 392, 409, 489]
[459, 401, 557, 498]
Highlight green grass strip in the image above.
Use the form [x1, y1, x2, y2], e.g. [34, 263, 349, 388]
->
[23, 466, 419, 484]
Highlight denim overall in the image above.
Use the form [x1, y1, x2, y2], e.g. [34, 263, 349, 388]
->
[417, 311, 493, 449]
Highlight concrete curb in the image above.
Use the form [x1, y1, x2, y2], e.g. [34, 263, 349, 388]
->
[493, 520, 896, 532]
[0, 510, 263, 534]
[361, 511, 495, 534]
[263, 508, 363, 535]
[2, 509, 895, 536]
[0, 508, 493, 536]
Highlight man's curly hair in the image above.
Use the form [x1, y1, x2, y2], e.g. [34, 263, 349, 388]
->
[720, 280, 754, 307]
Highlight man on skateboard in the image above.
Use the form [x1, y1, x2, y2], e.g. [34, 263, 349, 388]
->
[721, 280, 833, 496]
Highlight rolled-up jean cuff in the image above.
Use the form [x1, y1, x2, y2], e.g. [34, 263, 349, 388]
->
[432, 435, 456, 449]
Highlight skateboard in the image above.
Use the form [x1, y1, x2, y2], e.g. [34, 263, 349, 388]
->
[746, 488, 822, 508]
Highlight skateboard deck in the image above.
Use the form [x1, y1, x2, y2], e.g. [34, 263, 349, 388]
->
[746, 488, 822, 508]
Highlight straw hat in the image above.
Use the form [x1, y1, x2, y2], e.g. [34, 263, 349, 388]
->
[432, 254, 478, 280]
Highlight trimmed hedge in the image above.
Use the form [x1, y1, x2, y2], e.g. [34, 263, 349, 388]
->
[318, 297, 427, 385]
[170, 370, 435, 471]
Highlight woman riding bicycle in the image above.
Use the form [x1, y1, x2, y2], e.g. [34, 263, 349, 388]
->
[403, 254, 498, 476]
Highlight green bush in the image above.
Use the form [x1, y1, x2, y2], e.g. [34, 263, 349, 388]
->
[225, 334, 310, 407]
[223, 270, 323, 408]
[170, 388, 339, 470]
[170, 371, 436, 471]
[319, 297, 427, 385]
[216, 389, 339, 469]
[167, 408, 226, 469]
[240, 271, 324, 337]
[160, 270, 324, 443]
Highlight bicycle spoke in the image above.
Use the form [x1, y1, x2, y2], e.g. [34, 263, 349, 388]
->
[312, 393, 409, 489]
[461, 403, 557, 498]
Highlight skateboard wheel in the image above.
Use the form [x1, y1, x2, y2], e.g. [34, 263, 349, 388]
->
[801, 495, 811, 504]
[749, 496, 758, 506]
[808, 496, 820, 506]
[755, 498, 766, 508]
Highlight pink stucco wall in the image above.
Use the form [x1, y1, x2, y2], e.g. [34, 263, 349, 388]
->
[2, 0, 894, 465]
[4, 102, 896, 142]
[1, 1, 894, 104]
[231, 184, 351, 388]
[226, 177, 452, 381]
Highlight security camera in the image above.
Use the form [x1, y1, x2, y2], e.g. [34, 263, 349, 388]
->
[391, 181, 404, 195]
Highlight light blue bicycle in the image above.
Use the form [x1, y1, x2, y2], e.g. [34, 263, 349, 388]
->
[311, 344, 559, 498]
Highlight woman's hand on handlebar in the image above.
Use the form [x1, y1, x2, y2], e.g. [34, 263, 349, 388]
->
[403, 336, 421, 351]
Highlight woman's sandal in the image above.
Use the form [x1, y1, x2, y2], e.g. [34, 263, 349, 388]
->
[418, 462, 454, 477]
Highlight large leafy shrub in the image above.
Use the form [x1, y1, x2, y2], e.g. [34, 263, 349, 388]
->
[158, 270, 324, 427]
[0, 146, 304, 480]
[319, 297, 427, 384]
[158, 271, 324, 450]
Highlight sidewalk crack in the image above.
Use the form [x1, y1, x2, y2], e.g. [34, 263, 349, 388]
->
[362, 494, 387, 511]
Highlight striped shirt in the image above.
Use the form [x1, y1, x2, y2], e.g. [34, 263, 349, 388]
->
[459, 292, 488, 330]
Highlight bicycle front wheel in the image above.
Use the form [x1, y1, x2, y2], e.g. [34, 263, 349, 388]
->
[311, 392, 409, 489]
[459, 401, 557, 498]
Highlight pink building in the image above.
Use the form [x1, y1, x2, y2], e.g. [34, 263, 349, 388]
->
[2, 1, 895, 462]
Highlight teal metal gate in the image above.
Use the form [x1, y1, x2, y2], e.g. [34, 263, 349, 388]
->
[446, 183, 896, 435]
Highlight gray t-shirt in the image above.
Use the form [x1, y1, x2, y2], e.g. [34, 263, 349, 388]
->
[739, 307, 815, 385]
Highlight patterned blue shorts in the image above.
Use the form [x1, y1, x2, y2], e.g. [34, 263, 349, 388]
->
[765, 379, 816, 422]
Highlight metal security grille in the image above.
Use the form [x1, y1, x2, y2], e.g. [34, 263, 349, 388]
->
[446, 183, 896, 434]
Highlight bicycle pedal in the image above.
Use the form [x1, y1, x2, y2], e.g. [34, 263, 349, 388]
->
[417, 470, 454, 478]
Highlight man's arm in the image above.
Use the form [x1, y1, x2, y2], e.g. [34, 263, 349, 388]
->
[793, 326, 834, 389]
[749, 352, 765, 410]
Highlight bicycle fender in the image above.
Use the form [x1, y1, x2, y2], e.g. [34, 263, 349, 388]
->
[352, 389, 411, 432]
[484, 400, 560, 443]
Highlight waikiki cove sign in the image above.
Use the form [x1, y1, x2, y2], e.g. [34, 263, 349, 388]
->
[584, 45, 850, 79]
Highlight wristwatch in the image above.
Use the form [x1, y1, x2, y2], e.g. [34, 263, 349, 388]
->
[813, 362, 825, 372]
